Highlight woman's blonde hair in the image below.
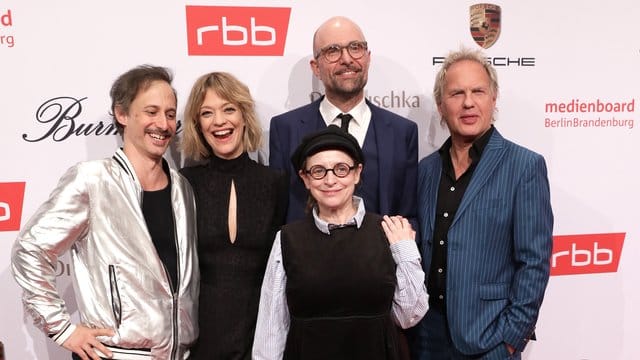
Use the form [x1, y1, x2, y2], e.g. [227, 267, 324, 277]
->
[181, 72, 262, 160]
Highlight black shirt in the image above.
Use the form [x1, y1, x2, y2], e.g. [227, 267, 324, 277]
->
[142, 165, 178, 290]
[428, 126, 494, 312]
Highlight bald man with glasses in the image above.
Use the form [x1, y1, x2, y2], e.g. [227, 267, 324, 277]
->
[269, 16, 419, 232]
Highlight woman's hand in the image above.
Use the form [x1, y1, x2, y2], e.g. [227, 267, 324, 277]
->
[381, 215, 415, 245]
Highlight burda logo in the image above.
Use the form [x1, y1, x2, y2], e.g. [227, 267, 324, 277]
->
[185, 6, 291, 56]
[551, 233, 625, 276]
[0, 182, 26, 231]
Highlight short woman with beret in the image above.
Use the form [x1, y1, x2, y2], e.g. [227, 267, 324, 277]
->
[252, 125, 427, 360]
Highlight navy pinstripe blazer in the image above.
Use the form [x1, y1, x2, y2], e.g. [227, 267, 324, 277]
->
[413, 128, 553, 356]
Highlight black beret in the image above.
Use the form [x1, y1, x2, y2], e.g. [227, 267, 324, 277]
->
[290, 125, 364, 171]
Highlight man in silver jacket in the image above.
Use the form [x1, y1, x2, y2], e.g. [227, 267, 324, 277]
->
[11, 65, 199, 360]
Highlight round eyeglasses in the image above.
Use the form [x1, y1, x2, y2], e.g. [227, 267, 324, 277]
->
[305, 163, 356, 180]
[314, 41, 368, 63]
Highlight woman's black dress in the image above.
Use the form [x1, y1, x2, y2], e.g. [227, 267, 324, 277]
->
[181, 153, 286, 360]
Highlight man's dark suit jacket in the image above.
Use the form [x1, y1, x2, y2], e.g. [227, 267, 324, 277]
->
[269, 97, 418, 224]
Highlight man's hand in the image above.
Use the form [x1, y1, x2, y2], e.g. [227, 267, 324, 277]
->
[505, 343, 516, 355]
[63, 325, 114, 360]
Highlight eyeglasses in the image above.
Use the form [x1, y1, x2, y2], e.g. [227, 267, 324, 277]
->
[314, 41, 368, 63]
[305, 163, 356, 180]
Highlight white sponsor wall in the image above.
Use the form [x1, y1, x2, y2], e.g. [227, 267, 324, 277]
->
[1, 1, 638, 359]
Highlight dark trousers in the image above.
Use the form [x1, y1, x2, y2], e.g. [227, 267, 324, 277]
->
[411, 308, 520, 360]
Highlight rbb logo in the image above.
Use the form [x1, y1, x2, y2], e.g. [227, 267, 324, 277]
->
[186, 6, 291, 56]
[0, 182, 26, 231]
[200, 17, 275, 46]
[551, 233, 625, 276]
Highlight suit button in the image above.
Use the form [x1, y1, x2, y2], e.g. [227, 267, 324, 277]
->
[439, 295, 444, 300]
[438, 268, 443, 273]
[443, 212, 449, 218]
[439, 240, 444, 245]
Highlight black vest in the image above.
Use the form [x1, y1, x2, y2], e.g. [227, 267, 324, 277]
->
[280, 214, 398, 360]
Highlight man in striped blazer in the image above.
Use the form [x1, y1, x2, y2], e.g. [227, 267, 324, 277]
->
[410, 48, 553, 360]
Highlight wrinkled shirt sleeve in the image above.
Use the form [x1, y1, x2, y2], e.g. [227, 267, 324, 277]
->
[252, 232, 289, 359]
[390, 239, 428, 329]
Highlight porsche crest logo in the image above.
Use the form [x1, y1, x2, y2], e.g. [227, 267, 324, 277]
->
[470, 4, 501, 49]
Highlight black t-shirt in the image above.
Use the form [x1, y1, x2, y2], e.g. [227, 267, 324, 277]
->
[142, 182, 178, 290]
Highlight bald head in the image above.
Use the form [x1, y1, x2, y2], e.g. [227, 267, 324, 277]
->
[313, 16, 366, 56]
[310, 16, 370, 109]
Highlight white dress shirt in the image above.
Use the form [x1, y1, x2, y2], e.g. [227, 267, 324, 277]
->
[319, 96, 372, 147]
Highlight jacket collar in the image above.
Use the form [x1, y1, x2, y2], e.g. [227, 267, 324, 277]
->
[451, 128, 506, 226]
[112, 148, 171, 187]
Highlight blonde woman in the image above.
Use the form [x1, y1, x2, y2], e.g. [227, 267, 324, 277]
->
[181, 72, 287, 359]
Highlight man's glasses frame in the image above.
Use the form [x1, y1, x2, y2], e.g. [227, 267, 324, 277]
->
[314, 41, 368, 63]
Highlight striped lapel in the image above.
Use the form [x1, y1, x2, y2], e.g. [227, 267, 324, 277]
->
[451, 129, 507, 227]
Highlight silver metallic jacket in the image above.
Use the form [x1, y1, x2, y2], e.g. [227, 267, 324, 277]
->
[11, 149, 199, 359]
